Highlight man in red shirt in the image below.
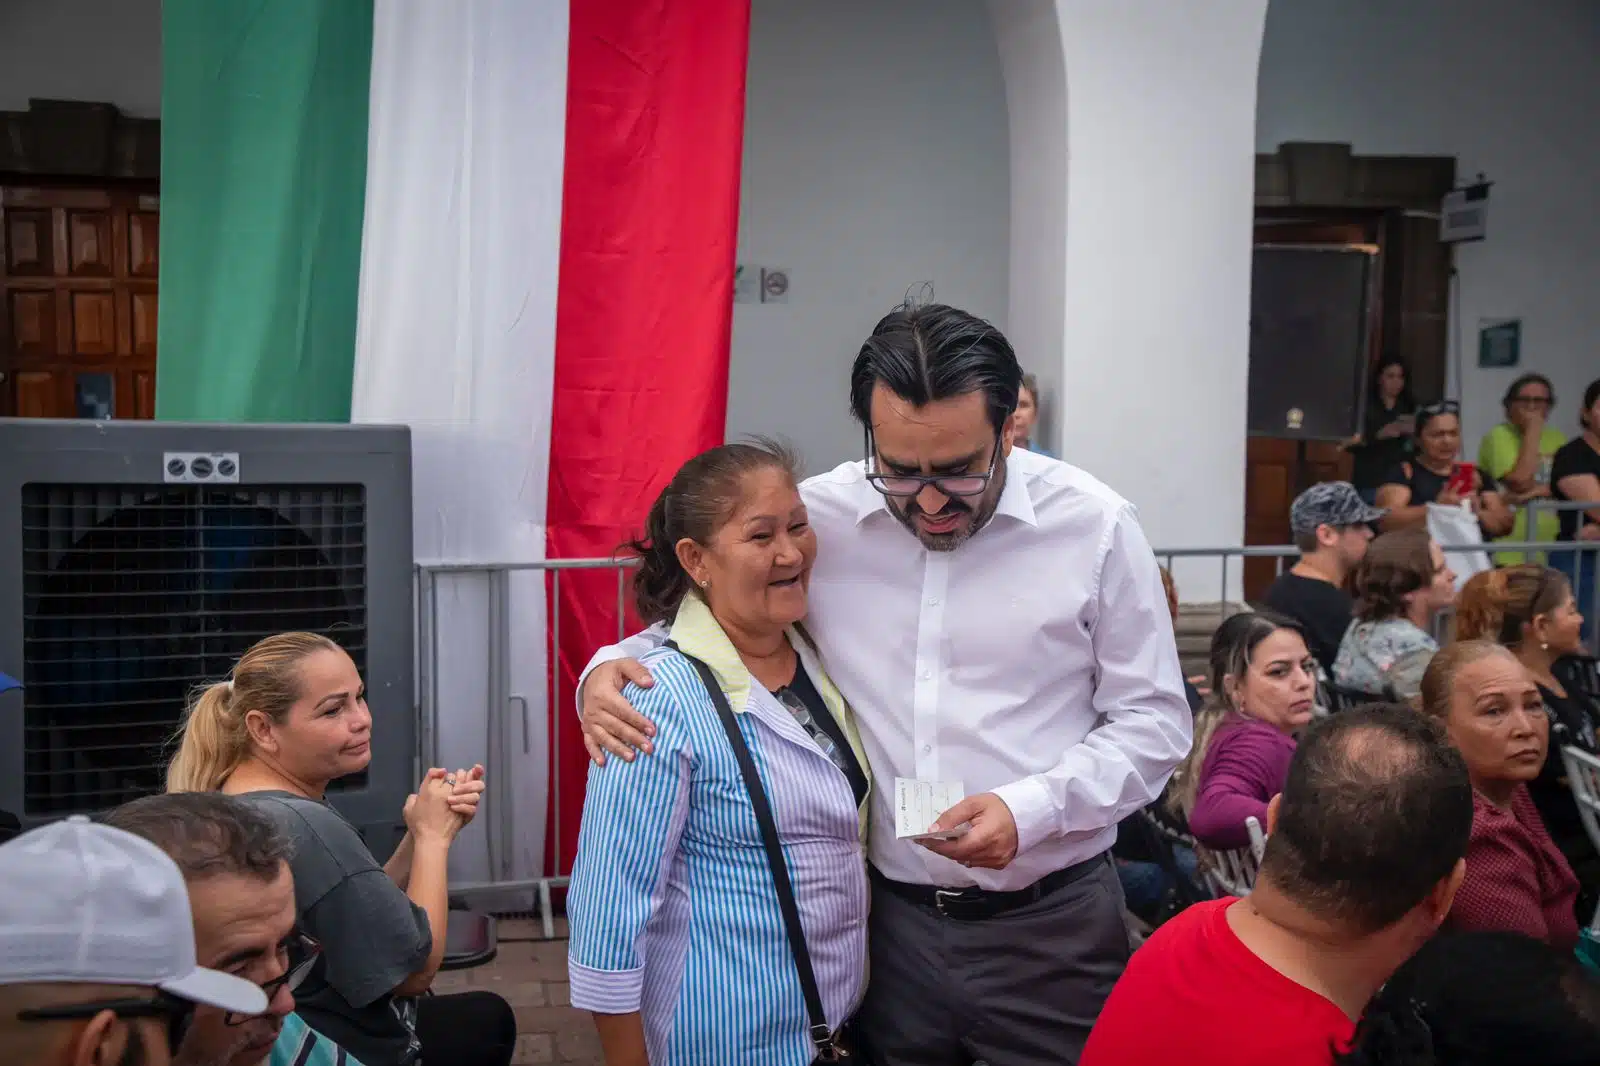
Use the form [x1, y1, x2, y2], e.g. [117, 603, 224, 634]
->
[1082, 704, 1474, 1066]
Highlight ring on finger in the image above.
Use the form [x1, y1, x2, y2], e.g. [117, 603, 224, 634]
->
[445, 775, 457, 786]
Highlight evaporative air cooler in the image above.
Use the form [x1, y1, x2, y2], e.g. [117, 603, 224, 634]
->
[0, 420, 414, 855]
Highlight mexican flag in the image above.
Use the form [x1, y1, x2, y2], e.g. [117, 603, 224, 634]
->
[153, 0, 751, 883]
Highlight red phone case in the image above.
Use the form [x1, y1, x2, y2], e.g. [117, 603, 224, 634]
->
[1448, 462, 1476, 497]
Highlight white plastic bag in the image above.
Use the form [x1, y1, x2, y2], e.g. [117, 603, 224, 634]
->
[1427, 502, 1491, 591]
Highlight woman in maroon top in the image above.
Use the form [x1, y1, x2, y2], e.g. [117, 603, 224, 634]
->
[1169, 611, 1317, 851]
[1419, 640, 1580, 950]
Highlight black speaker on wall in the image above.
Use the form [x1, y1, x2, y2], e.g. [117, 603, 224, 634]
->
[1247, 244, 1377, 440]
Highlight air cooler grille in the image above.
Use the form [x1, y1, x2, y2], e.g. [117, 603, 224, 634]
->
[21, 483, 369, 815]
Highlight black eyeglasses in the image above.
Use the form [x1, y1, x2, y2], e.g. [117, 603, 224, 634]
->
[18, 991, 195, 1053]
[227, 930, 322, 1026]
[864, 430, 1002, 498]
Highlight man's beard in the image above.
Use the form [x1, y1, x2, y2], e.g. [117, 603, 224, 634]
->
[893, 470, 1004, 552]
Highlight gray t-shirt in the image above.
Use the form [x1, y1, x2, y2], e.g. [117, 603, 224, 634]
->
[244, 791, 431, 1066]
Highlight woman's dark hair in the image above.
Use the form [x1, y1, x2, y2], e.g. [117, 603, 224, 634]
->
[849, 299, 1022, 434]
[1336, 931, 1600, 1066]
[1369, 355, 1414, 408]
[1353, 528, 1436, 623]
[1581, 378, 1600, 432]
[624, 439, 802, 624]
[1502, 371, 1556, 412]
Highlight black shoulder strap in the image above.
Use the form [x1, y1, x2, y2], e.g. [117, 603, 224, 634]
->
[664, 640, 835, 1056]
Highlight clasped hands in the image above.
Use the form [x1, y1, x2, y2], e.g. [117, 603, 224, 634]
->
[403, 763, 486, 842]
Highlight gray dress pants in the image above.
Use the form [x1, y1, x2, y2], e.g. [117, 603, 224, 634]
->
[855, 855, 1132, 1066]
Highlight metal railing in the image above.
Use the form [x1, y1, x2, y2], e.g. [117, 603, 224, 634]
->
[418, 537, 1600, 928]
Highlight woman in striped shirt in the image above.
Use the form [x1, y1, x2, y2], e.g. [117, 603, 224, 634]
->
[567, 440, 872, 1066]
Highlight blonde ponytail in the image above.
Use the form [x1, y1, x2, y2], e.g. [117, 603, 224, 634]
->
[165, 631, 341, 793]
[167, 681, 249, 793]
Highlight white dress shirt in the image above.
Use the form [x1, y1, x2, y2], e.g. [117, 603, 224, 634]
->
[583, 447, 1193, 891]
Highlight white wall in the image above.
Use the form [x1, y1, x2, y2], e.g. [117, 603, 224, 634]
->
[727, 0, 1011, 474]
[1257, 0, 1600, 450]
[0, 0, 162, 117]
[988, 0, 1067, 453]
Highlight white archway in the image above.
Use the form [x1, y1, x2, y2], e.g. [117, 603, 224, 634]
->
[988, 0, 1270, 599]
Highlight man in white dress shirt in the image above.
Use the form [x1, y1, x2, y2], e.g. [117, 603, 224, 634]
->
[578, 302, 1193, 1064]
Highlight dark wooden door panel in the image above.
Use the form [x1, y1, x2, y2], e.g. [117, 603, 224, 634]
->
[1, 183, 157, 419]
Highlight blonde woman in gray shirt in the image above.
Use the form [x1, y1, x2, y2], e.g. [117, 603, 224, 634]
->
[167, 631, 514, 1066]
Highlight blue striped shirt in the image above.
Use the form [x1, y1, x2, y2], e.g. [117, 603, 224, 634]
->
[269, 1012, 362, 1066]
[568, 596, 870, 1065]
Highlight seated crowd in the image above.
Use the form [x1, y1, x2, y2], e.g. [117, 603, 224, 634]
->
[1, 633, 516, 1066]
[8, 365, 1600, 1066]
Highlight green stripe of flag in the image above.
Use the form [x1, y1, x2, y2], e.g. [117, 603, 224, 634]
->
[155, 0, 374, 422]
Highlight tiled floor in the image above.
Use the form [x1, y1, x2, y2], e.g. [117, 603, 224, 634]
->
[431, 917, 603, 1066]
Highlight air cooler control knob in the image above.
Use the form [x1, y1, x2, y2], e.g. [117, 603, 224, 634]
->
[166, 457, 187, 477]
[189, 456, 214, 478]
[216, 457, 237, 478]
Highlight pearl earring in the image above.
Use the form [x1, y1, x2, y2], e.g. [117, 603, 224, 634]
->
[1542, 641, 1550, 651]
[700, 579, 709, 588]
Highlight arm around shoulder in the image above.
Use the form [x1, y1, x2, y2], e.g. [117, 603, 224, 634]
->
[567, 666, 696, 1014]
[575, 622, 670, 717]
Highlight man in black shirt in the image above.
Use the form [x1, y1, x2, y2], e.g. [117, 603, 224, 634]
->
[1263, 482, 1385, 671]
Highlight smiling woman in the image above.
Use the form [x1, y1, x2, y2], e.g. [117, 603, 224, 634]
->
[568, 439, 874, 1066]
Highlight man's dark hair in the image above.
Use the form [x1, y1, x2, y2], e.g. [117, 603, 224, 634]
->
[849, 301, 1022, 433]
[1261, 703, 1472, 934]
[102, 792, 290, 882]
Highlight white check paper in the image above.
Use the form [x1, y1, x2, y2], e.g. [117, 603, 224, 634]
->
[894, 777, 966, 839]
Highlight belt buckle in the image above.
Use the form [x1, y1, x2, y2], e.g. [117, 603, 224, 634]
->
[934, 888, 972, 918]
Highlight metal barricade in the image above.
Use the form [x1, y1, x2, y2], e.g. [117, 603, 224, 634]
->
[416, 558, 638, 937]
[419, 537, 1600, 926]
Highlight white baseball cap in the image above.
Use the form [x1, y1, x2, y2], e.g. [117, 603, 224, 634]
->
[0, 816, 268, 1015]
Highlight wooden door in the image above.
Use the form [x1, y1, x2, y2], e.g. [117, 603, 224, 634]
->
[1, 185, 158, 419]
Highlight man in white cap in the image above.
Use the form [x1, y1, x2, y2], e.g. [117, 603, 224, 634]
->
[0, 815, 268, 1066]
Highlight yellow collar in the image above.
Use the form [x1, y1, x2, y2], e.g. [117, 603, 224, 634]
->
[667, 591, 757, 711]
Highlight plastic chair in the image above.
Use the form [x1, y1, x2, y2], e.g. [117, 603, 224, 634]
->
[1559, 745, 1600, 932]
[1200, 815, 1267, 898]
[439, 909, 498, 971]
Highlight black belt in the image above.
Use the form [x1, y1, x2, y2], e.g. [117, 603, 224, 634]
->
[868, 852, 1107, 921]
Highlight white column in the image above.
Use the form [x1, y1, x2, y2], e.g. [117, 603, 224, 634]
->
[997, 1, 1268, 600]
[988, 0, 1068, 450]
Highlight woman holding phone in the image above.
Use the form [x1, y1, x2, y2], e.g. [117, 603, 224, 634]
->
[1376, 400, 1514, 538]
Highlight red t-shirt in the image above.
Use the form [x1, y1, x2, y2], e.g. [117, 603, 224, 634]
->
[1081, 899, 1355, 1066]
